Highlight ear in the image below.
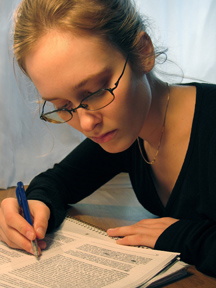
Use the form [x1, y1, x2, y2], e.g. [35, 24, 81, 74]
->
[138, 32, 155, 73]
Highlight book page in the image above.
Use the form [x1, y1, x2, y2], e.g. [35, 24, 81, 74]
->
[60, 217, 112, 241]
[0, 229, 178, 288]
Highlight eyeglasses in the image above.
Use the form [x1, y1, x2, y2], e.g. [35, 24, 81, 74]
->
[40, 56, 128, 124]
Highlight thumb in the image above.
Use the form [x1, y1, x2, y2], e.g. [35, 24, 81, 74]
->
[28, 200, 50, 239]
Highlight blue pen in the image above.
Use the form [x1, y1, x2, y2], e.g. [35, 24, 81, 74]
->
[16, 181, 39, 258]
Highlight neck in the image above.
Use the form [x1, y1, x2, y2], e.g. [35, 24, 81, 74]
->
[138, 78, 170, 149]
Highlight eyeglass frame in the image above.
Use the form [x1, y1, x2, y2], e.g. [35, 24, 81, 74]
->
[40, 56, 129, 123]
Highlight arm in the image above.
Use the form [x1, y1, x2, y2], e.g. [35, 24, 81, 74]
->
[155, 219, 216, 277]
[107, 217, 216, 277]
[0, 139, 127, 253]
[26, 138, 127, 231]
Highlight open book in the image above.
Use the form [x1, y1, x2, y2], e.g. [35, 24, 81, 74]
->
[0, 217, 188, 288]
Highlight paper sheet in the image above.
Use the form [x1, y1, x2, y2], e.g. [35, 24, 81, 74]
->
[0, 229, 179, 288]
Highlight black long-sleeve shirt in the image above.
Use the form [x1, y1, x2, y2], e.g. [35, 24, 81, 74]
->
[26, 83, 216, 277]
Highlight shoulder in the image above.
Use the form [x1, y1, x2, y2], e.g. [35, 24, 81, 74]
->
[184, 82, 216, 124]
[182, 82, 216, 97]
[190, 82, 216, 107]
[189, 82, 216, 158]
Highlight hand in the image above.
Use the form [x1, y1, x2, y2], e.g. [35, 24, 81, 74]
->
[107, 217, 179, 248]
[0, 198, 50, 255]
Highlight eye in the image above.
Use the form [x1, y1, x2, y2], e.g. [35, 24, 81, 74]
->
[55, 101, 73, 110]
[83, 79, 110, 98]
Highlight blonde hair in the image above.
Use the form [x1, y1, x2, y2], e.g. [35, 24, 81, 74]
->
[13, 0, 165, 76]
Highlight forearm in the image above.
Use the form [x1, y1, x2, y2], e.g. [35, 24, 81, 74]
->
[26, 172, 69, 231]
[26, 139, 127, 231]
[155, 219, 216, 277]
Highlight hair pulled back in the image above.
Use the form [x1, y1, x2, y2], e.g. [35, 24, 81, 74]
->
[13, 0, 164, 75]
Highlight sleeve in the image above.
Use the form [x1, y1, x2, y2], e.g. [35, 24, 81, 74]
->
[155, 112, 216, 277]
[155, 219, 216, 277]
[155, 86, 216, 277]
[26, 138, 127, 231]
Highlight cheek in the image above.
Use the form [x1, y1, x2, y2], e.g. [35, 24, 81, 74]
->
[66, 116, 82, 131]
[114, 78, 151, 137]
[106, 85, 133, 118]
[111, 78, 147, 121]
[130, 77, 151, 119]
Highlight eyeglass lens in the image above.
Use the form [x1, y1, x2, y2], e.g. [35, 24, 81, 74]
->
[42, 88, 114, 123]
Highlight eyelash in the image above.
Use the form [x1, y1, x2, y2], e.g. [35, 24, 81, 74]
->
[55, 79, 110, 110]
[54, 101, 71, 110]
[62, 101, 73, 109]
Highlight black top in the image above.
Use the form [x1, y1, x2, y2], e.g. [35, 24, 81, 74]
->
[26, 83, 216, 277]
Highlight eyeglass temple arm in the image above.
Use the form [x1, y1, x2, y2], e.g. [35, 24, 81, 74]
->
[113, 56, 129, 89]
[40, 101, 46, 118]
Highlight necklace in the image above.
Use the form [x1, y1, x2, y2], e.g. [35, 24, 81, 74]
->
[137, 83, 170, 165]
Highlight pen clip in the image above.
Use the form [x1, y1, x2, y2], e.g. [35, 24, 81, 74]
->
[16, 181, 33, 226]
[16, 182, 22, 207]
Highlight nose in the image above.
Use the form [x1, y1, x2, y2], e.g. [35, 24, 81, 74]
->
[76, 109, 102, 133]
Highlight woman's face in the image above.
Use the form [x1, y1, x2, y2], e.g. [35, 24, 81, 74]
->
[25, 30, 152, 153]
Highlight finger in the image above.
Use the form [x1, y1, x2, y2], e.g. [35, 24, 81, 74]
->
[138, 217, 178, 226]
[107, 226, 134, 237]
[116, 234, 156, 248]
[0, 216, 43, 256]
[108, 225, 160, 239]
[37, 239, 47, 250]
[0, 219, 36, 253]
[0, 199, 41, 255]
[108, 218, 179, 237]
[107, 219, 161, 237]
[29, 200, 50, 239]
[1, 198, 36, 241]
[107, 223, 155, 237]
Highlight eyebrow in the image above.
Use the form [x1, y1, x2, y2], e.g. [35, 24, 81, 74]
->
[74, 68, 111, 90]
[42, 68, 111, 102]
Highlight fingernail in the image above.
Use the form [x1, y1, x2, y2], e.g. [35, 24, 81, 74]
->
[29, 247, 34, 255]
[36, 227, 45, 237]
[117, 238, 123, 243]
[107, 228, 115, 233]
[39, 241, 47, 249]
[107, 228, 117, 235]
[26, 231, 34, 240]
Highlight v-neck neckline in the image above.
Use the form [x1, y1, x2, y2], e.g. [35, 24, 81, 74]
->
[143, 83, 203, 214]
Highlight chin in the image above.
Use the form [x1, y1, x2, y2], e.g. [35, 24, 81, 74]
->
[99, 139, 134, 154]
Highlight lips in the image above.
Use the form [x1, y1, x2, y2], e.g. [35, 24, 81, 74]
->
[91, 130, 117, 144]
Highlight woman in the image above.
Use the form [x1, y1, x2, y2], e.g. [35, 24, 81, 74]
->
[0, 0, 216, 277]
